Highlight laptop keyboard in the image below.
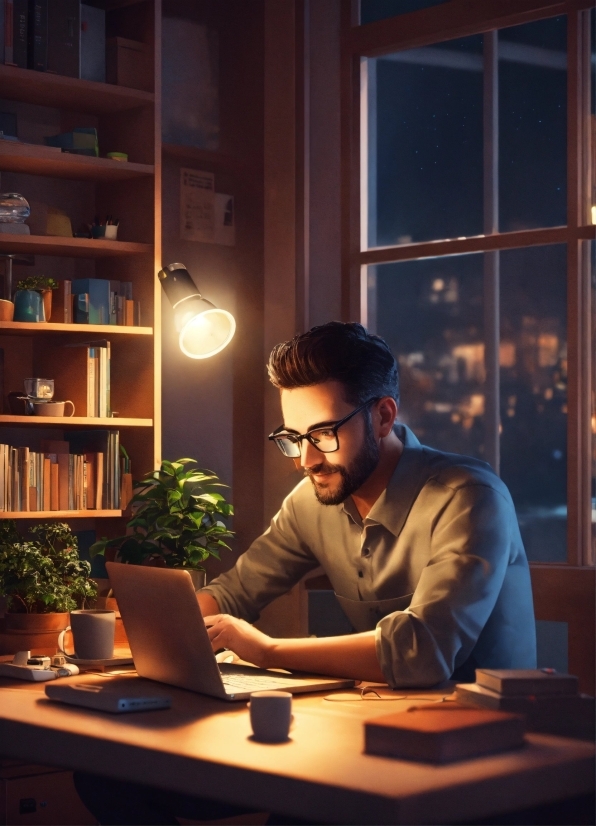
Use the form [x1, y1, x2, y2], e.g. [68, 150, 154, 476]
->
[220, 672, 305, 692]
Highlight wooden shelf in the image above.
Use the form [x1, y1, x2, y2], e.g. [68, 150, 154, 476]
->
[0, 234, 151, 258]
[0, 142, 154, 182]
[0, 416, 152, 427]
[0, 321, 153, 336]
[1, 510, 122, 518]
[0, 64, 153, 114]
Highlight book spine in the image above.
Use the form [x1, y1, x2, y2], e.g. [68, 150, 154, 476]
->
[125, 299, 134, 326]
[5, 0, 14, 64]
[64, 279, 72, 323]
[27, 0, 47, 71]
[96, 451, 104, 509]
[82, 456, 87, 510]
[87, 346, 95, 417]
[98, 346, 107, 417]
[0, 1, 5, 64]
[106, 341, 111, 416]
[50, 460, 58, 510]
[12, 0, 27, 68]
[57, 453, 68, 510]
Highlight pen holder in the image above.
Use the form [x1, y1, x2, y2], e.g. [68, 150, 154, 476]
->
[104, 225, 118, 240]
[91, 225, 105, 239]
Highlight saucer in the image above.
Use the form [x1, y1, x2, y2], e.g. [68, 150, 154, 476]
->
[64, 655, 134, 667]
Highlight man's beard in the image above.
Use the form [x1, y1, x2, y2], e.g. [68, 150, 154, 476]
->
[305, 416, 380, 505]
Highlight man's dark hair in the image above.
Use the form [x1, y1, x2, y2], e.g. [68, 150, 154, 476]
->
[267, 322, 399, 406]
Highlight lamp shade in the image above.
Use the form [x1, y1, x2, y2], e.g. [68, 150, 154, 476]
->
[158, 263, 236, 359]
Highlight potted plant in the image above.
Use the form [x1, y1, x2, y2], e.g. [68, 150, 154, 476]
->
[0, 521, 97, 654]
[90, 458, 234, 590]
[15, 275, 58, 322]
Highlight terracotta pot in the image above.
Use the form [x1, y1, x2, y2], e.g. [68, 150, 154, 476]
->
[41, 289, 52, 322]
[0, 612, 69, 656]
[0, 299, 14, 321]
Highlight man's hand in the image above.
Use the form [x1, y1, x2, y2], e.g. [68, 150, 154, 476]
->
[205, 614, 274, 669]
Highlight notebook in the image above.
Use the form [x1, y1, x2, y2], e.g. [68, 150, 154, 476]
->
[106, 562, 355, 701]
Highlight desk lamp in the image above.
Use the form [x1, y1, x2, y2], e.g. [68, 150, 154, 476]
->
[158, 263, 236, 359]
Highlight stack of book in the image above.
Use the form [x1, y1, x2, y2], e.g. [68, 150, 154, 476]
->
[52, 280, 141, 327]
[455, 669, 595, 741]
[0, 431, 120, 512]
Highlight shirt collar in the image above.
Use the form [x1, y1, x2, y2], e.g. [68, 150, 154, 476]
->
[342, 423, 430, 537]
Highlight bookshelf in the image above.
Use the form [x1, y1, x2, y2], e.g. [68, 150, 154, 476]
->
[0, 0, 161, 523]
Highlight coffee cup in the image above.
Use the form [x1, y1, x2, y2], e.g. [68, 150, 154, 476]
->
[248, 691, 293, 742]
[58, 609, 115, 660]
[32, 399, 74, 417]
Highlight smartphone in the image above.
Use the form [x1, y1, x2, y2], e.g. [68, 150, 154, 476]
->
[45, 682, 171, 713]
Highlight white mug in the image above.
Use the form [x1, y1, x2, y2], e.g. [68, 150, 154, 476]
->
[58, 609, 115, 660]
[33, 400, 75, 417]
[248, 691, 293, 742]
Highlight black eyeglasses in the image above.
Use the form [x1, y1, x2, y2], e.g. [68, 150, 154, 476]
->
[268, 398, 379, 458]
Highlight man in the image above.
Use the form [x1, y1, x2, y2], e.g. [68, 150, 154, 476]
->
[75, 322, 536, 824]
[199, 321, 536, 687]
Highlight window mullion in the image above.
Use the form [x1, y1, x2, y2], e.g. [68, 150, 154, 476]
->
[483, 30, 500, 475]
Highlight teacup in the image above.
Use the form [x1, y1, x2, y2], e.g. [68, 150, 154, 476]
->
[32, 400, 75, 417]
[248, 691, 293, 742]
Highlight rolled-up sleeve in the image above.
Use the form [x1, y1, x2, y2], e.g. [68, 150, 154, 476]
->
[375, 483, 512, 688]
[200, 494, 320, 622]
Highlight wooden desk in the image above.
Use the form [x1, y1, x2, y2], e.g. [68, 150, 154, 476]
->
[0, 674, 593, 825]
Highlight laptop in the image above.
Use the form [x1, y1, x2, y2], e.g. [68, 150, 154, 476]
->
[106, 563, 355, 701]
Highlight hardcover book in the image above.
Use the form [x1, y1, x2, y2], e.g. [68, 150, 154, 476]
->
[364, 705, 525, 764]
[27, 0, 46, 71]
[475, 669, 579, 697]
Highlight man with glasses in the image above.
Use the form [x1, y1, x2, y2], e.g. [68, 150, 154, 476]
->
[75, 321, 536, 824]
[199, 321, 536, 687]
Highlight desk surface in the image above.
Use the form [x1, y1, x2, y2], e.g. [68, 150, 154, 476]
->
[0, 672, 593, 826]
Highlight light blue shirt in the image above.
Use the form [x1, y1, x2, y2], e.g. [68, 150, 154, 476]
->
[203, 425, 537, 688]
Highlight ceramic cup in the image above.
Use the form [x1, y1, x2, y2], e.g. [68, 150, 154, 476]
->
[104, 225, 118, 240]
[58, 609, 115, 661]
[32, 400, 74, 417]
[0, 299, 14, 321]
[13, 289, 45, 322]
[248, 691, 293, 742]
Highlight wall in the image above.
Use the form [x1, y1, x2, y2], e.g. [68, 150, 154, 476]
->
[160, 1, 343, 599]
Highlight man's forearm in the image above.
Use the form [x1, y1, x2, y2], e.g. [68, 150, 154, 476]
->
[197, 591, 220, 617]
[263, 631, 385, 683]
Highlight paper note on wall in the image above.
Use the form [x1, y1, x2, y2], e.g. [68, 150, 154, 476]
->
[180, 168, 215, 242]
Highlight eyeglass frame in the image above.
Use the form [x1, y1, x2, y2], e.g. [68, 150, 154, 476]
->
[268, 397, 380, 458]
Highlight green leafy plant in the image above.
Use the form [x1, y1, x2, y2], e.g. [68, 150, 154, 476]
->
[90, 459, 234, 570]
[16, 275, 58, 292]
[0, 521, 97, 613]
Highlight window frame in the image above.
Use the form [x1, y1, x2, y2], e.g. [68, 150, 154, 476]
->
[341, 0, 595, 568]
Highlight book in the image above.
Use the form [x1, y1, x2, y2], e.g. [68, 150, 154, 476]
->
[364, 705, 525, 764]
[6, 0, 27, 68]
[475, 669, 579, 698]
[42, 456, 50, 510]
[71, 279, 110, 325]
[27, 0, 46, 71]
[50, 461, 58, 510]
[80, 3, 104, 82]
[0, 1, 5, 64]
[57, 453, 69, 510]
[52, 280, 72, 324]
[125, 299, 134, 326]
[455, 682, 595, 741]
[47, 0, 79, 77]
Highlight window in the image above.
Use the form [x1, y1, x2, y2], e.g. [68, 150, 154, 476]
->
[345, 0, 595, 686]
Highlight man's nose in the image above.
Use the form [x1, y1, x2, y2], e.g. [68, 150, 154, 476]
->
[300, 437, 320, 468]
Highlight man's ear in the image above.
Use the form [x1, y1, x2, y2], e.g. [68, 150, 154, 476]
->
[376, 397, 398, 438]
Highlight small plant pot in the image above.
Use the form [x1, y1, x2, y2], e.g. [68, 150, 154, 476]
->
[0, 299, 14, 321]
[13, 289, 45, 322]
[41, 289, 52, 322]
[186, 570, 206, 591]
[0, 612, 70, 655]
